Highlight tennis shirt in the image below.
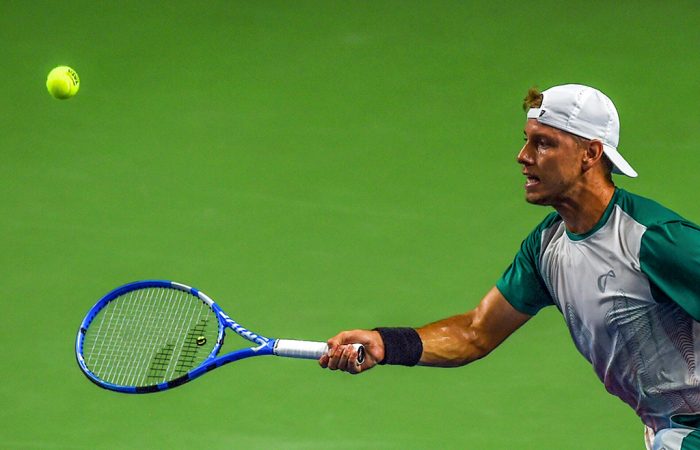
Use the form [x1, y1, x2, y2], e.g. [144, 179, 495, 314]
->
[496, 187, 700, 432]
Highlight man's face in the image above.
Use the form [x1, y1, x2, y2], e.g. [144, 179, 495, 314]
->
[518, 119, 586, 206]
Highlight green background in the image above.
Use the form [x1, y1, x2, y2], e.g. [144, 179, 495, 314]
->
[2, 1, 699, 448]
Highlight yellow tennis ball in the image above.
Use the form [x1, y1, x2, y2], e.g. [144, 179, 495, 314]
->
[46, 66, 80, 99]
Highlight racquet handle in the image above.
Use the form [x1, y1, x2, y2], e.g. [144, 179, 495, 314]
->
[274, 339, 365, 364]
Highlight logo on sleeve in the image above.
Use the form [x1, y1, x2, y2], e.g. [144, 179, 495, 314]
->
[597, 270, 616, 293]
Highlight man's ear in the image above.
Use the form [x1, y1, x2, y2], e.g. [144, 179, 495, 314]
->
[582, 140, 605, 172]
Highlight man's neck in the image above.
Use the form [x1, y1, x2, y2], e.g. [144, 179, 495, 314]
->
[555, 183, 616, 235]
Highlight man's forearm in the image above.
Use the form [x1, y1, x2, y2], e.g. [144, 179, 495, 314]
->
[417, 312, 489, 367]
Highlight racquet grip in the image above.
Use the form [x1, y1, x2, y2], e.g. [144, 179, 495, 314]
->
[274, 339, 365, 364]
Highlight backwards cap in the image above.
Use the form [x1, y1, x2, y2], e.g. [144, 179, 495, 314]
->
[526, 84, 637, 177]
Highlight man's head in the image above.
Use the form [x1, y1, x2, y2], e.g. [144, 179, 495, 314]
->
[517, 84, 637, 207]
[523, 84, 637, 178]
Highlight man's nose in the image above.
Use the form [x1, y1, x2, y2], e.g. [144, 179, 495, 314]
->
[517, 143, 533, 165]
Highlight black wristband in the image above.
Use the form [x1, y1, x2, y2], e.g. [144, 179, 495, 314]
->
[373, 327, 423, 366]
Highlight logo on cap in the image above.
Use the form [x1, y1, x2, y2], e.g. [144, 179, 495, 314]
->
[539, 109, 546, 117]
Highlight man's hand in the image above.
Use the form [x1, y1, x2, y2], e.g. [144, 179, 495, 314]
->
[319, 329, 385, 374]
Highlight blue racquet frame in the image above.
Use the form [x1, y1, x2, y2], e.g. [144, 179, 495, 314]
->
[75, 280, 363, 393]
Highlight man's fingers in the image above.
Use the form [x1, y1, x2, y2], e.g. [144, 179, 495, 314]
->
[322, 344, 361, 373]
[326, 348, 340, 370]
[321, 330, 381, 374]
[318, 353, 330, 368]
[337, 346, 351, 370]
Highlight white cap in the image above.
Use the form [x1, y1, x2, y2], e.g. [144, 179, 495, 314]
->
[527, 84, 637, 177]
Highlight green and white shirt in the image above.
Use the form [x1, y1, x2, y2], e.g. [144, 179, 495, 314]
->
[497, 188, 700, 432]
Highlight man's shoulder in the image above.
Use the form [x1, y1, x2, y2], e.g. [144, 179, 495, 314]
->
[529, 211, 564, 237]
[614, 188, 690, 228]
[517, 211, 564, 254]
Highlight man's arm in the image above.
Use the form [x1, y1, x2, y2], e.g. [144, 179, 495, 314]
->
[418, 287, 531, 366]
[320, 287, 531, 373]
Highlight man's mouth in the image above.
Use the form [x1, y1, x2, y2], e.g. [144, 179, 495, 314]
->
[524, 174, 540, 188]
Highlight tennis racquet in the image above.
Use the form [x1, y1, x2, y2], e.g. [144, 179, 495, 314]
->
[75, 280, 364, 393]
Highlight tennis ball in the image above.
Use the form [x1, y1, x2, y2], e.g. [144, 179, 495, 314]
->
[46, 66, 80, 99]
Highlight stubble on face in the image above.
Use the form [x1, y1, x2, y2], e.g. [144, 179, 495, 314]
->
[518, 120, 586, 207]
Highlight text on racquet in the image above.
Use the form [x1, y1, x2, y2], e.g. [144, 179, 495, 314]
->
[75, 280, 365, 393]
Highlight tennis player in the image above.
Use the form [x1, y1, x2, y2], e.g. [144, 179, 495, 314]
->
[320, 84, 700, 450]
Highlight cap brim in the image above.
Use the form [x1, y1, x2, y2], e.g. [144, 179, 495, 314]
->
[603, 144, 638, 178]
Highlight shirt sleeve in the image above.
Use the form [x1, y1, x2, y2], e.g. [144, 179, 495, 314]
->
[496, 224, 555, 316]
[640, 220, 700, 321]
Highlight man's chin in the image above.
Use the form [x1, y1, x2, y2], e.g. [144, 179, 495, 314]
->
[524, 193, 551, 206]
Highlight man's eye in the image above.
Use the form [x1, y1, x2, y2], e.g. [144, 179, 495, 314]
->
[537, 139, 551, 148]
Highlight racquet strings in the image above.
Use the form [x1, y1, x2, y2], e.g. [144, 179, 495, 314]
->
[82, 287, 219, 387]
